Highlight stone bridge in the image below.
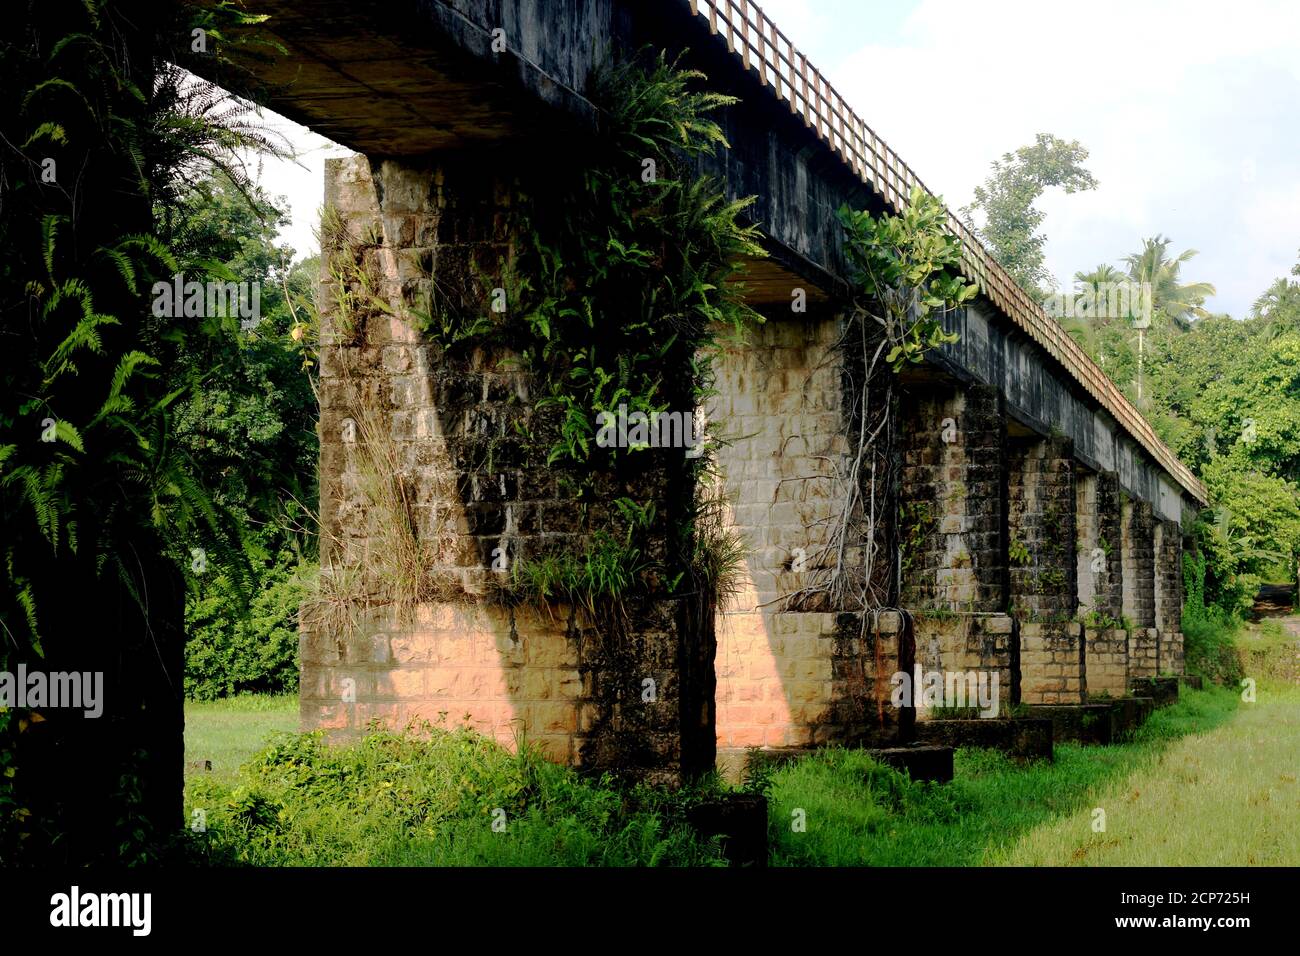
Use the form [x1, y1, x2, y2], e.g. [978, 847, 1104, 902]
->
[193, 0, 1207, 782]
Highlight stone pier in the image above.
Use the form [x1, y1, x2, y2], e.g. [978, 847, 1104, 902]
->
[899, 384, 1015, 715]
[1121, 498, 1160, 680]
[1154, 519, 1186, 676]
[1076, 469, 1128, 696]
[1008, 435, 1085, 704]
[303, 155, 711, 784]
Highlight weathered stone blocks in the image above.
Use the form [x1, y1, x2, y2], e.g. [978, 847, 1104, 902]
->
[900, 384, 1006, 612]
[1084, 627, 1129, 698]
[306, 154, 711, 784]
[1121, 498, 1156, 629]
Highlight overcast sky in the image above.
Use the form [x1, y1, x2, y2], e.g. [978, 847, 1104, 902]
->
[251, 0, 1300, 319]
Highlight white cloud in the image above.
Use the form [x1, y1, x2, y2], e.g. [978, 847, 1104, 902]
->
[827, 0, 1300, 313]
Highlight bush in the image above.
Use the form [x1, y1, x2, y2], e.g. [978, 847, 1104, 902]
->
[185, 556, 309, 699]
[184, 723, 728, 866]
[1181, 606, 1245, 685]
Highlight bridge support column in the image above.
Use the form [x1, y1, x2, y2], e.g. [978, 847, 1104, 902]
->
[899, 383, 1013, 715]
[305, 155, 711, 784]
[1008, 436, 1085, 704]
[900, 383, 1006, 611]
[1122, 498, 1159, 679]
[1077, 469, 1128, 696]
[1154, 520, 1185, 675]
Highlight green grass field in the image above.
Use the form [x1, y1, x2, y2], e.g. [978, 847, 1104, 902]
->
[184, 694, 298, 788]
[764, 683, 1299, 865]
[184, 651, 1300, 866]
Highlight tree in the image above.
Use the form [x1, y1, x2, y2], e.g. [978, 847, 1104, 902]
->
[0, 0, 279, 863]
[1062, 264, 1136, 369]
[961, 133, 1098, 297]
[164, 173, 319, 699]
[1124, 235, 1216, 330]
[1144, 257, 1300, 609]
[1196, 452, 1300, 611]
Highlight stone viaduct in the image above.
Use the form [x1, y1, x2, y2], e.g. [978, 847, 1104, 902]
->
[194, 0, 1207, 783]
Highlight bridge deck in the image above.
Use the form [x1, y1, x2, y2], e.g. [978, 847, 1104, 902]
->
[685, 0, 1205, 503]
[200, 0, 1206, 506]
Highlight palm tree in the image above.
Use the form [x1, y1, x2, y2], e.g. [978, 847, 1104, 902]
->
[1124, 235, 1217, 330]
[1061, 264, 1117, 355]
[1074, 263, 1134, 322]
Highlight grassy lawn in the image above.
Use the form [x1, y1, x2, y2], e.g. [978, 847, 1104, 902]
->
[184, 694, 298, 788]
[999, 684, 1300, 865]
[184, 678, 1299, 866]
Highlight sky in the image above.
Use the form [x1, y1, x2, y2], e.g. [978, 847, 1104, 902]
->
[249, 0, 1300, 319]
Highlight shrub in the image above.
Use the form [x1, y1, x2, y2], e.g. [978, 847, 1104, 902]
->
[185, 556, 309, 699]
[185, 723, 728, 866]
[1181, 606, 1244, 685]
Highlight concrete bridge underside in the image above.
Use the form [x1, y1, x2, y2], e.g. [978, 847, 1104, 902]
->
[192, 0, 1205, 781]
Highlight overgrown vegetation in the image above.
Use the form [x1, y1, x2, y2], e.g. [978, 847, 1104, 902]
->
[403, 51, 765, 632]
[763, 684, 1257, 865]
[183, 677, 1299, 866]
[785, 187, 977, 617]
[171, 174, 319, 699]
[0, 0, 291, 863]
[185, 718, 728, 866]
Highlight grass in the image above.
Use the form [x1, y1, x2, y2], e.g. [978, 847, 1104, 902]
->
[183, 712, 728, 867]
[764, 684, 1254, 865]
[999, 684, 1300, 865]
[184, 622, 1300, 866]
[185, 693, 297, 788]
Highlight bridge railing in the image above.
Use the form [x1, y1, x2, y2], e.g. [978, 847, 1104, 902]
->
[685, 0, 1206, 503]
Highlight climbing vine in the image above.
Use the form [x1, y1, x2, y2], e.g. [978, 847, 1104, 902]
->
[789, 186, 978, 615]
[416, 51, 765, 628]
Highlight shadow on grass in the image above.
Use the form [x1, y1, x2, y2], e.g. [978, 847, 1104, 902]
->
[762, 685, 1241, 866]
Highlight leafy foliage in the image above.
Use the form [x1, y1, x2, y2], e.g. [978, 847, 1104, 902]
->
[0, 0, 290, 861]
[838, 187, 975, 370]
[185, 723, 728, 866]
[960, 133, 1097, 296]
[186, 556, 306, 699]
[417, 51, 765, 621]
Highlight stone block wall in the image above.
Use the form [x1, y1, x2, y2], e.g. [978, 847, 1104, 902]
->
[1084, 628, 1130, 697]
[710, 317, 906, 749]
[708, 316, 847, 614]
[1075, 469, 1123, 623]
[1007, 436, 1084, 704]
[1121, 497, 1160, 677]
[1129, 628, 1160, 680]
[1154, 519, 1185, 675]
[713, 610, 907, 749]
[912, 613, 1015, 716]
[1121, 498, 1156, 629]
[1007, 435, 1077, 620]
[899, 384, 1006, 612]
[1019, 622, 1086, 704]
[301, 603, 585, 761]
[306, 154, 707, 784]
